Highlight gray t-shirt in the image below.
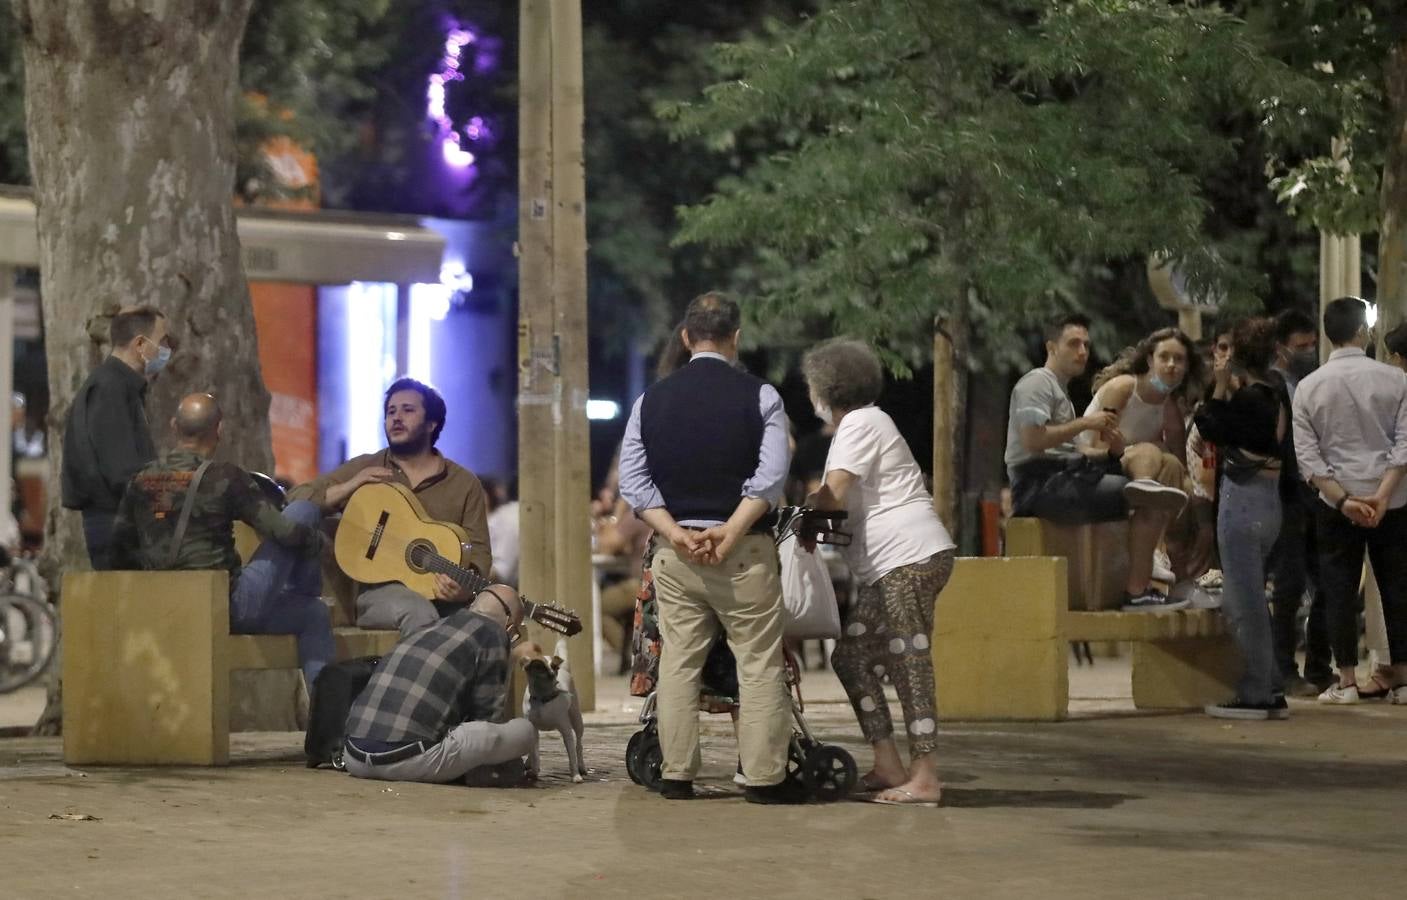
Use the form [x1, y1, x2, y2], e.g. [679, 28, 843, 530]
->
[1005, 367, 1080, 478]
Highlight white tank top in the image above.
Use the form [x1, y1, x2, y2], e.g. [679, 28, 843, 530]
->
[1083, 382, 1165, 446]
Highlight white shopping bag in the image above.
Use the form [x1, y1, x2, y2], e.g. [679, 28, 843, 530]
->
[779, 534, 841, 640]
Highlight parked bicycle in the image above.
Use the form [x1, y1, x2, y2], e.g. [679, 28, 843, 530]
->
[0, 552, 56, 694]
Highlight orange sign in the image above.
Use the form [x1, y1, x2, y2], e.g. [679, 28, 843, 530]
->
[250, 282, 319, 486]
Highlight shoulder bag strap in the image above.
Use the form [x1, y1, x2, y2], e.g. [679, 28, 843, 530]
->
[165, 459, 214, 569]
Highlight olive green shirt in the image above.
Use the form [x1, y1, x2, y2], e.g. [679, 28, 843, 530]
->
[111, 448, 325, 581]
[289, 449, 492, 577]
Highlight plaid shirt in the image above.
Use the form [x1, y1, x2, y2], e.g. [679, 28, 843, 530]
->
[345, 610, 510, 743]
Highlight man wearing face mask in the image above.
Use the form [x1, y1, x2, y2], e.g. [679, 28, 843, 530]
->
[61, 305, 172, 569]
[1266, 309, 1334, 695]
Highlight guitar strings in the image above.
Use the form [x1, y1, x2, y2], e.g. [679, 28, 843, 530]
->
[331, 514, 577, 630]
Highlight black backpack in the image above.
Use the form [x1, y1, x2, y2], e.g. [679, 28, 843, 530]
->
[304, 656, 381, 769]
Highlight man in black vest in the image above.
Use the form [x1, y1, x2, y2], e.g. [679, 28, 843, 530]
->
[618, 292, 800, 804]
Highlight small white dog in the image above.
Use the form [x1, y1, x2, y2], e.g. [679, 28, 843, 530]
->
[521, 640, 586, 783]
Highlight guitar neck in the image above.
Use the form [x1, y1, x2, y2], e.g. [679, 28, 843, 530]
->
[427, 553, 543, 620]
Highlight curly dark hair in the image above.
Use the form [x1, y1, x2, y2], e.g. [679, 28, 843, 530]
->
[1232, 317, 1278, 376]
[384, 377, 447, 447]
[1093, 326, 1204, 400]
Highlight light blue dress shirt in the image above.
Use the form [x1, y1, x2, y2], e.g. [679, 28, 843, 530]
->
[618, 352, 791, 527]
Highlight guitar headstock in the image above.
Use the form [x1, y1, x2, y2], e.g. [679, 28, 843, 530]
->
[523, 598, 583, 637]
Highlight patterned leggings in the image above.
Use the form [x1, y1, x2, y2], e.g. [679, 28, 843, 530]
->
[832, 550, 954, 758]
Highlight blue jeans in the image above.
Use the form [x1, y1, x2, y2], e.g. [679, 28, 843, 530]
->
[1217, 474, 1283, 705]
[82, 509, 117, 570]
[230, 500, 333, 686]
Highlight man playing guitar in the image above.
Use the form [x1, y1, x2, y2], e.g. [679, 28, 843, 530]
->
[290, 377, 492, 637]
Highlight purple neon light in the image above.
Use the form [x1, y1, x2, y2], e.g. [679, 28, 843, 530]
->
[427, 26, 481, 170]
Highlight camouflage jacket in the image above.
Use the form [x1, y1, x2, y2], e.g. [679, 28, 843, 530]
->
[111, 448, 325, 581]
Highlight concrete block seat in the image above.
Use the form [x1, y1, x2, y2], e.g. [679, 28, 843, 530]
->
[62, 570, 400, 766]
[932, 556, 1236, 721]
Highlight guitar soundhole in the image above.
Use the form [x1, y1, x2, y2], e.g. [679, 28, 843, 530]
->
[405, 540, 436, 575]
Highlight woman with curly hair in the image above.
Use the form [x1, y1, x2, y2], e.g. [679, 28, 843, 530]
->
[1193, 317, 1291, 719]
[1081, 327, 1204, 608]
[802, 338, 955, 807]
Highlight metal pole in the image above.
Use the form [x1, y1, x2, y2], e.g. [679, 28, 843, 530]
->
[0, 266, 13, 522]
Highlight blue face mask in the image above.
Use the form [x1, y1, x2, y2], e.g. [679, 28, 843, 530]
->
[1148, 372, 1179, 395]
[145, 342, 171, 376]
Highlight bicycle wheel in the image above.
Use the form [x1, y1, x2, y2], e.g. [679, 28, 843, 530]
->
[0, 592, 57, 694]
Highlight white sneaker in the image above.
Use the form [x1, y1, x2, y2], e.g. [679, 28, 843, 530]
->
[1317, 683, 1359, 705]
[1170, 581, 1220, 610]
[1152, 549, 1176, 583]
[1196, 569, 1224, 590]
[1123, 478, 1189, 514]
[1391, 686, 1407, 706]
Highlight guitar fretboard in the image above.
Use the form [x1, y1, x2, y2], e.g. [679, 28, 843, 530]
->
[418, 547, 547, 622]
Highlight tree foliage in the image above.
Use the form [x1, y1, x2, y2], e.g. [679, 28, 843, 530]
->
[1250, 0, 1407, 235]
[662, 0, 1330, 373]
[0, 0, 394, 193]
[579, 1, 814, 359]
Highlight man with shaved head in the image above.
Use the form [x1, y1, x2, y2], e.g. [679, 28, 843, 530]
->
[110, 393, 335, 687]
[343, 582, 537, 785]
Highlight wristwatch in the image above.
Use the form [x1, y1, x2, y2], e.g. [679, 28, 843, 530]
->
[1335, 495, 1349, 512]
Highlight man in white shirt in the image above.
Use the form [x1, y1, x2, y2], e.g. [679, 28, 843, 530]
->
[1004, 313, 1187, 610]
[1291, 296, 1407, 704]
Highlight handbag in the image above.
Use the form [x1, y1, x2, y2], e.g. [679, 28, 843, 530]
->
[778, 533, 841, 640]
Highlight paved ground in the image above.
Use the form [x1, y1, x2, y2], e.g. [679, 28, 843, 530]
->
[2, 660, 1406, 899]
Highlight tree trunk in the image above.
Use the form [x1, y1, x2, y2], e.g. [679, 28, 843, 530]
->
[1380, 38, 1407, 339]
[14, 0, 267, 734]
[932, 300, 969, 543]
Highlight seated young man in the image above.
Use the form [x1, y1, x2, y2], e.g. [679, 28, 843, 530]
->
[342, 583, 536, 784]
[289, 378, 492, 638]
[1004, 314, 1188, 610]
[110, 393, 334, 688]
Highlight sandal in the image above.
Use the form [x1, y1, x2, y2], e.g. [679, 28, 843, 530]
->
[868, 788, 939, 808]
[1359, 674, 1395, 700]
[859, 772, 899, 793]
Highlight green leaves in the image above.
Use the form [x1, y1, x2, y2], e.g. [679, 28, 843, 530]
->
[665, 0, 1334, 370]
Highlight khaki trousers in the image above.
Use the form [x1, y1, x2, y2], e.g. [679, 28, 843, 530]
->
[651, 534, 791, 785]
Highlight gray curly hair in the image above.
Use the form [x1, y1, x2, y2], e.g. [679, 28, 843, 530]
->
[802, 338, 884, 411]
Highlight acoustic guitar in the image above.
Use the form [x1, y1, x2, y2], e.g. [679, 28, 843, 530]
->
[335, 482, 582, 637]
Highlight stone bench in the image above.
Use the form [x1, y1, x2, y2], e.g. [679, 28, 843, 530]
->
[932, 557, 1236, 720]
[61, 570, 400, 766]
[1004, 517, 1132, 610]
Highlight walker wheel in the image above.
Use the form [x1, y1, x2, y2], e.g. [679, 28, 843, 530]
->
[637, 739, 664, 792]
[625, 731, 646, 785]
[783, 737, 814, 789]
[804, 745, 857, 803]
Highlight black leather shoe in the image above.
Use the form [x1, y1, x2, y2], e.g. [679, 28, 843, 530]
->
[744, 781, 809, 805]
[659, 779, 695, 800]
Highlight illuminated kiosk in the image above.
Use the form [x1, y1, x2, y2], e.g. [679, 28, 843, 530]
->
[0, 185, 449, 529]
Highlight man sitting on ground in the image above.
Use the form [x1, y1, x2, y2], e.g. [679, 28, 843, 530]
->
[1004, 313, 1189, 610]
[110, 393, 334, 688]
[343, 583, 537, 784]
